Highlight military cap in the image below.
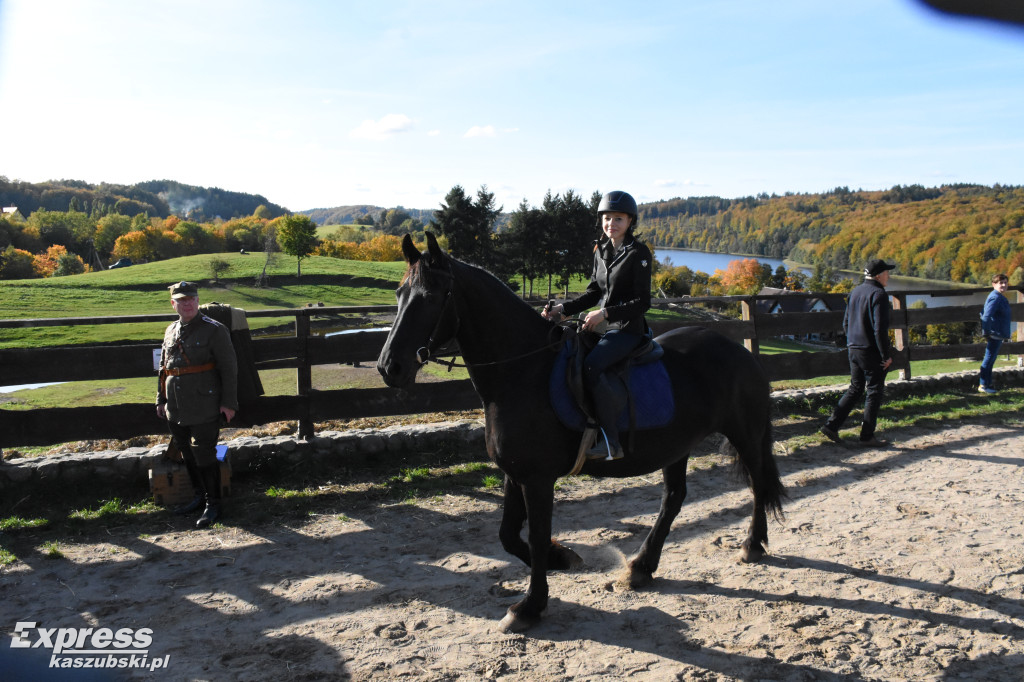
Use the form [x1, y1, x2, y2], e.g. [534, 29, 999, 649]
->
[169, 281, 199, 299]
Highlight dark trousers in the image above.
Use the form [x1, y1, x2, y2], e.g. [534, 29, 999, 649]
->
[167, 419, 221, 467]
[825, 347, 888, 440]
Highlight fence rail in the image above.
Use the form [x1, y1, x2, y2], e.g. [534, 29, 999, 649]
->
[2, 287, 1021, 448]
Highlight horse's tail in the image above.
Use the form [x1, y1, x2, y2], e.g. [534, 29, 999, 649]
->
[756, 418, 786, 522]
[722, 412, 786, 522]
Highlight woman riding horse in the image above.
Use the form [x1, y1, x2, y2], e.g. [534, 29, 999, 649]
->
[543, 190, 653, 460]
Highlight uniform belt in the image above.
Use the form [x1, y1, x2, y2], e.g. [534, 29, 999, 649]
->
[164, 362, 216, 376]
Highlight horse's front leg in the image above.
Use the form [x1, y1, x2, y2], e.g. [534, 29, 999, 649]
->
[498, 475, 531, 565]
[499, 480, 560, 632]
[623, 458, 688, 589]
[499, 475, 584, 571]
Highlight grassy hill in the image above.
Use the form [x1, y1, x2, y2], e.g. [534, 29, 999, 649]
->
[0, 253, 408, 348]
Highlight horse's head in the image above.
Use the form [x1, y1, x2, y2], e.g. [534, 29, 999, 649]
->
[377, 232, 458, 388]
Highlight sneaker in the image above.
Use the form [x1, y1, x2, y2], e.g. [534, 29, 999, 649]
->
[857, 436, 890, 448]
[819, 425, 843, 444]
[979, 386, 997, 394]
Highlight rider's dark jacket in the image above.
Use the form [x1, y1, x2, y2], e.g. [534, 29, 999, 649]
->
[561, 236, 652, 335]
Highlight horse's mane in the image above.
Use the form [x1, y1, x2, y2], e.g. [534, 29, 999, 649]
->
[451, 259, 539, 316]
[404, 249, 552, 336]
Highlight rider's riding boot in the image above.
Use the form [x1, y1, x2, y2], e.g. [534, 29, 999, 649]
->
[195, 464, 222, 530]
[586, 376, 625, 460]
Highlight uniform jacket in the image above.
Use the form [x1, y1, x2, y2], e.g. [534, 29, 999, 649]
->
[561, 236, 652, 335]
[157, 314, 238, 425]
[980, 289, 1012, 341]
[843, 278, 892, 359]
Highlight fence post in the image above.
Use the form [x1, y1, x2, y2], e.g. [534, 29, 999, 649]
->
[1018, 290, 1024, 368]
[295, 311, 313, 439]
[741, 298, 759, 355]
[891, 293, 910, 380]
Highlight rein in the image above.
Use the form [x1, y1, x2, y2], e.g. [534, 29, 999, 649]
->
[414, 267, 568, 371]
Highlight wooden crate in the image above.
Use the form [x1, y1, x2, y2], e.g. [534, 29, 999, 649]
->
[149, 458, 231, 506]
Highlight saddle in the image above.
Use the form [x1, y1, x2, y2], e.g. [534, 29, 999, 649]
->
[549, 326, 674, 435]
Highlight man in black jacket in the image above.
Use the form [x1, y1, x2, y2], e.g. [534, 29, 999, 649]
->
[820, 259, 895, 447]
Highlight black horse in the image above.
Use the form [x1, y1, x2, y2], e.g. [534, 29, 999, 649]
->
[377, 233, 785, 632]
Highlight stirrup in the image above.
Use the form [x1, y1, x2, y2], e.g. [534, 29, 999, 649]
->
[586, 430, 623, 461]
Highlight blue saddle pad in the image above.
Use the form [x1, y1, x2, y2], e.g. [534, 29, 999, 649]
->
[549, 344, 675, 432]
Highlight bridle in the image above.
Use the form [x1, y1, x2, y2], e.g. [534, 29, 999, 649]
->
[411, 265, 566, 371]
[415, 269, 459, 367]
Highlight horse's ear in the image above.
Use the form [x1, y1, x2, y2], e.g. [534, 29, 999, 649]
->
[426, 231, 446, 264]
[401, 234, 420, 265]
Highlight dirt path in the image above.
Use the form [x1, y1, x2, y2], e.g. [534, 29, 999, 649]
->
[3, 422, 1024, 680]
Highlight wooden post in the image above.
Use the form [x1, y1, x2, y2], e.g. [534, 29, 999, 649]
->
[295, 312, 313, 439]
[891, 293, 910, 380]
[1018, 289, 1024, 368]
[741, 298, 759, 355]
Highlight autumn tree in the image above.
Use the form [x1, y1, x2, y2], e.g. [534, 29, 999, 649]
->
[276, 214, 318, 276]
[717, 258, 771, 294]
[111, 230, 153, 263]
[0, 246, 37, 279]
[94, 214, 133, 257]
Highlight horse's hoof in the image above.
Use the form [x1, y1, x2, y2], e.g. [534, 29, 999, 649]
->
[618, 559, 654, 589]
[740, 541, 766, 563]
[550, 540, 584, 571]
[498, 608, 540, 633]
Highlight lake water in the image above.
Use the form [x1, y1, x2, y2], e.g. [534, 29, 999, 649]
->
[654, 247, 987, 307]
[653, 248, 786, 274]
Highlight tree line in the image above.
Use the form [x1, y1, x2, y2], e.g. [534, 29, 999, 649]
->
[0, 177, 287, 222]
[641, 183, 1024, 285]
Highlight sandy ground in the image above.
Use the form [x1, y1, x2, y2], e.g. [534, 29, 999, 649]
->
[3, 421, 1024, 681]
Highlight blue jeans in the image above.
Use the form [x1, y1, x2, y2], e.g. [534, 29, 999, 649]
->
[582, 330, 643, 388]
[980, 336, 1003, 388]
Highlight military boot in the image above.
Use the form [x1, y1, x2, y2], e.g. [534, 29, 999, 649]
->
[195, 464, 222, 530]
[173, 456, 205, 515]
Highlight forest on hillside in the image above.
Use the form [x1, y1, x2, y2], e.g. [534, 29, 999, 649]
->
[0, 177, 287, 222]
[4, 175, 1023, 288]
[640, 184, 1024, 285]
[301, 205, 434, 227]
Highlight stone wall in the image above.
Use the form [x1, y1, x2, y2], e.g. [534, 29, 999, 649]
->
[2, 367, 1021, 495]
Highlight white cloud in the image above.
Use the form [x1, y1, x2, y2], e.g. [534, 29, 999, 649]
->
[463, 125, 519, 139]
[465, 125, 497, 138]
[350, 114, 415, 140]
[427, 129, 441, 136]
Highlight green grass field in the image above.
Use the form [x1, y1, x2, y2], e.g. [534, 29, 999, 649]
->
[0, 253, 409, 347]
[0, 252, 1012, 409]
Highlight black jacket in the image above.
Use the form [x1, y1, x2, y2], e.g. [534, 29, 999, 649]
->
[844, 278, 892, 359]
[562, 236, 652, 335]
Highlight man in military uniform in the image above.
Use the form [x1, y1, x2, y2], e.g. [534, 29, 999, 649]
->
[157, 281, 238, 529]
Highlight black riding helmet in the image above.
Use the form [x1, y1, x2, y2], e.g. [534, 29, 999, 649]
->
[597, 190, 638, 237]
[598, 190, 638, 219]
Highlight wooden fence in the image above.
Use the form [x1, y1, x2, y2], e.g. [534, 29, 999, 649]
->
[1, 287, 1022, 449]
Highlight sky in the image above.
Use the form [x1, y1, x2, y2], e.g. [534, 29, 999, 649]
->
[1, 0, 1024, 214]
